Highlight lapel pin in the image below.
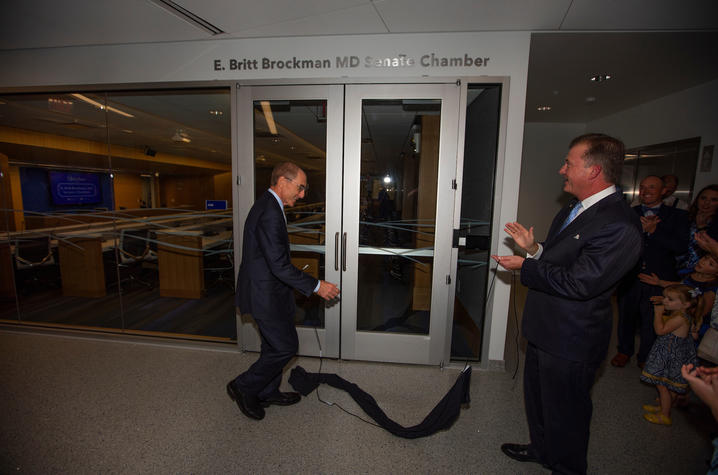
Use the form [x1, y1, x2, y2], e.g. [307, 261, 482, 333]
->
[573, 234, 580, 239]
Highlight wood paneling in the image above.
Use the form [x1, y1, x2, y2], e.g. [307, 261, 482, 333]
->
[113, 172, 143, 210]
[213, 172, 232, 203]
[160, 175, 215, 210]
[412, 115, 440, 311]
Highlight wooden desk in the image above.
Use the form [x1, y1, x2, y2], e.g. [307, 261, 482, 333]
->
[58, 237, 107, 297]
[156, 229, 233, 299]
[52, 212, 231, 298]
[1, 211, 232, 299]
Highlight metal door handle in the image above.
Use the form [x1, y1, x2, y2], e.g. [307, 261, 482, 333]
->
[342, 232, 347, 271]
[334, 232, 339, 271]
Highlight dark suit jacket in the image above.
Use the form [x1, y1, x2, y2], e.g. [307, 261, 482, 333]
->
[634, 204, 688, 281]
[521, 191, 642, 363]
[235, 190, 318, 320]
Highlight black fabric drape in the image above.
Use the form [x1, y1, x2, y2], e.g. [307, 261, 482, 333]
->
[288, 365, 471, 439]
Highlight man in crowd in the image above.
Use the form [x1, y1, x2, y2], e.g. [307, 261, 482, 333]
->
[612, 175, 689, 368]
[661, 174, 690, 210]
[493, 134, 642, 474]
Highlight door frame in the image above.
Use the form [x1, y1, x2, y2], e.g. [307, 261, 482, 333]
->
[235, 84, 344, 358]
[233, 77, 510, 367]
[340, 83, 460, 365]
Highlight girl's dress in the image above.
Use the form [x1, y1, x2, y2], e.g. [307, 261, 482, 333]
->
[640, 314, 696, 394]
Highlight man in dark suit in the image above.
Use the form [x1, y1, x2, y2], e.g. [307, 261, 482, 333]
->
[611, 175, 689, 368]
[492, 134, 642, 474]
[227, 162, 340, 421]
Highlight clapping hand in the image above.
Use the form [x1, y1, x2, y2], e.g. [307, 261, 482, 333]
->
[638, 272, 661, 286]
[640, 215, 660, 234]
[503, 222, 538, 255]
[695, 231, 718, 257]
[682, 364, 718, 419]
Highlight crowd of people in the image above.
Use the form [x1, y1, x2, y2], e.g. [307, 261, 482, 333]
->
[610, 179, 718, 428]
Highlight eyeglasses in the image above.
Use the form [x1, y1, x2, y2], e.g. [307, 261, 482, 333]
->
[284, 176, 308, 193]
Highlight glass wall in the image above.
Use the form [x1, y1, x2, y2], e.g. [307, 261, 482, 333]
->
[0, 88, 235, 341]
[451, 84, 501, 360]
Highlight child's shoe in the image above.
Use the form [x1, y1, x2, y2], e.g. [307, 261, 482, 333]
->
[643, 413, 672, 426]
[642, 404, 661, 413]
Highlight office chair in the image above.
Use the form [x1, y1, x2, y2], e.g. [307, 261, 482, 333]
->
[13, 234, 60, 295]
[205, 233, 234, 292]
[117, 229, 156, 291]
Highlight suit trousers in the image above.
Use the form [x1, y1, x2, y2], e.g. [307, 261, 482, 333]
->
[616, 280, 659, 362]
[234, 312, 299, 399]
[524, 343, 600, 475]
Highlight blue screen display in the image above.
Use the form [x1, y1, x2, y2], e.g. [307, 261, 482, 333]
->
[205, 200, 228, 210]
[48, 171, 102, 205]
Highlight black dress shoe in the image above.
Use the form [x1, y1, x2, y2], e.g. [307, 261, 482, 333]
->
[226, 381, 265, 420]
[501, 443, 549, 468]
[259, 391, 301, 407]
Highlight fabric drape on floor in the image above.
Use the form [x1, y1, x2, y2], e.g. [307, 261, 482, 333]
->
[288, 365, 471, 439]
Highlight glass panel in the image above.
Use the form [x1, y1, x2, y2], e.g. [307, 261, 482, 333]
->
[451, 85, 501, 360]
[0, 92, 117, 327]
[0, 89, 235, 341]
[106, 89, 233, 338]
[253, 99, 328, 328]
[357, 99, 441, 334]
[0, 147, 19, 320]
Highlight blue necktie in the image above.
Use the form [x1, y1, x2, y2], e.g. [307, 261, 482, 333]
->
[559, 202, 583, 233]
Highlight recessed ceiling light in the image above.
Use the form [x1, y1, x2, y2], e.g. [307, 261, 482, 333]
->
[537, 106, 552, 111]
[585, 96, 597, 103]
[590, 74, 612, 83]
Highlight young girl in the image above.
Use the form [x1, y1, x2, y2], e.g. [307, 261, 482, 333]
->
[640, 253, 718, 343]
[640, 284, 698, 426]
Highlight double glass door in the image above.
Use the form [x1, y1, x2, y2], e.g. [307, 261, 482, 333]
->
[237, 83, 459, 365]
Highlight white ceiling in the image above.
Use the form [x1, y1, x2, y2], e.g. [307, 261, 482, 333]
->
[0, 0, 717, 129]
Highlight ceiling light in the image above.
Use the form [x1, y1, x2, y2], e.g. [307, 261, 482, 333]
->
[171, 129, 191, 143]
[585, 96, 597, 103]
[209, 110, 223, 116]
[384, 175, 392, 184]
[260, 101, 278, 135]
[590, 74, 612, 83]
[70, 93, 135, 117]
[537, 106, 551, 111]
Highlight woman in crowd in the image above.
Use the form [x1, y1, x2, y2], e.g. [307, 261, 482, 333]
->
[680, 184, 718, 275]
